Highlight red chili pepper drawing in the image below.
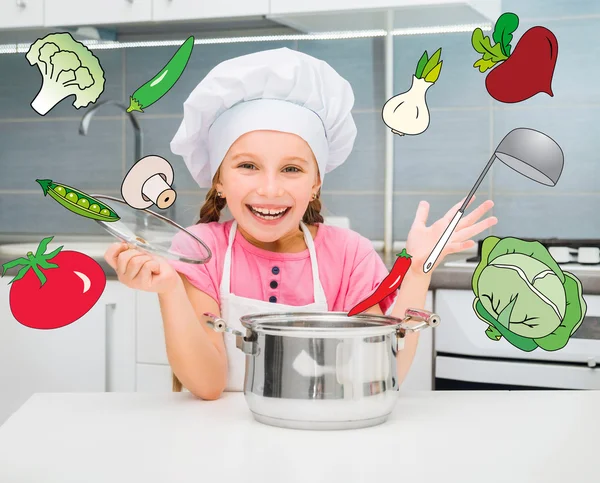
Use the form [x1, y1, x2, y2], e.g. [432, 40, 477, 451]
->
[348, 248, 412, 316]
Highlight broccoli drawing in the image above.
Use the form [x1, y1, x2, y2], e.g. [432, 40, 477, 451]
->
[25, 32, 105, 116]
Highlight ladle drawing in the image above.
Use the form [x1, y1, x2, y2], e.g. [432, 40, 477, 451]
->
[423, 127, 564, 273]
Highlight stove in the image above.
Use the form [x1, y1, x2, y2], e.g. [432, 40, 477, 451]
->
[435, 238, 600, 391]
[445, 238, 600, 270]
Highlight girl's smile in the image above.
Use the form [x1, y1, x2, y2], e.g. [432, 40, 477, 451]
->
[246, 204, 292, 223]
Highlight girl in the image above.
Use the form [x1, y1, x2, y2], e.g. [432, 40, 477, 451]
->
[104, 48, 497, 400]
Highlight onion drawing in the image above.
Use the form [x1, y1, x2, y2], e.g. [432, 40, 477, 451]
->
[382, 48, 443, 136]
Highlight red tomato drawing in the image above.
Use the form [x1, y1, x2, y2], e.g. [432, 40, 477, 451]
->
[1, 236, 106, 330]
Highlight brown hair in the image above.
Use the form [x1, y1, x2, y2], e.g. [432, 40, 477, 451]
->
[172, 166, 324, 392]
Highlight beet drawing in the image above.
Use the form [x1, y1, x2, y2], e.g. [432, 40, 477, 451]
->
[471, 13, 558, 103]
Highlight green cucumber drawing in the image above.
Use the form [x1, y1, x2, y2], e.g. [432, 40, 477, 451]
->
[126, 36, 195, 113]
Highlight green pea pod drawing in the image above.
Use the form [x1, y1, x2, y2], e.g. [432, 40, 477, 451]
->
[36, 179, 120, 222]
[126, 36, 195, 113]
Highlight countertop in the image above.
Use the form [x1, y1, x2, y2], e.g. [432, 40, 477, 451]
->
[2, 233, 600, 294]
[0, 391, 597, 483]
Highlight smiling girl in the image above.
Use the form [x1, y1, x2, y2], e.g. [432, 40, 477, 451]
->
[104, 48, 496, 399]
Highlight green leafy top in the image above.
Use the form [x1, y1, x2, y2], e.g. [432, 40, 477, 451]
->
[395, 248, 413, 259]
[414, 48, 443, 83]
[493, 12, 519, 56]
[471, 12, 519, 73]
[1, 236, 63, 286]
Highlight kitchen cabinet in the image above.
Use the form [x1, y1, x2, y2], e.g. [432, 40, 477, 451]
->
[0, 0, 44, 28]
[271, 0, 437, 14]
[0, 279, 135, 426]
[101, 282, 137, 392]
[153, 0, 269, 21]
[270, 0, 495, 15]
[44, 0, 152, 27]
[268, 0, 500, 33]
[136, 291, 169, 365]
[136, 363, 173, 392]
[399, 290, 434, 391]
[133, 292, 179, 393]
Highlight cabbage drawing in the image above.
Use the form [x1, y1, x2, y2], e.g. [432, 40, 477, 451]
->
[471, 236, 586, 352]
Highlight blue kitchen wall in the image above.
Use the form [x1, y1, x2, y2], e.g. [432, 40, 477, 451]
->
[0, 0, 598, 241]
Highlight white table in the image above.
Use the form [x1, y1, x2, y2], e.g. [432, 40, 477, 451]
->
[0, 391, 598, 483]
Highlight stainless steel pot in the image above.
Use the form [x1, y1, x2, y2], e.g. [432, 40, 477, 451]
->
[203, 309, 440, 431]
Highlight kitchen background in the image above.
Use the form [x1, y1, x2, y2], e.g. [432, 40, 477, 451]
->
[2, 0, 600, 426]
[1, 0, 598, 241]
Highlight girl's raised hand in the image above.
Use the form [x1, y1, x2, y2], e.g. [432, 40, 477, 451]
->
[405, 196, 498, 274]
[104, 242, 180, 294]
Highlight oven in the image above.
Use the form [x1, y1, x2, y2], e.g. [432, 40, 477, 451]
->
[434, 238, 600, 391]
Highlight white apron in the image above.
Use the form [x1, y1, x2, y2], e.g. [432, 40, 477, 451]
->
[219, 220, 328, 391]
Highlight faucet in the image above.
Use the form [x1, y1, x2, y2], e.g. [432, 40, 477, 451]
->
[79, 99, 143, 162]
[79, 100, 177, 225]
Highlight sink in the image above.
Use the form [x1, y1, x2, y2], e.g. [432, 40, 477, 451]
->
[0, 241, 113, 260]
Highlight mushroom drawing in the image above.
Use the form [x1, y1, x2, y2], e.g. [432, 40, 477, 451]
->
[121, 155, 177, 210]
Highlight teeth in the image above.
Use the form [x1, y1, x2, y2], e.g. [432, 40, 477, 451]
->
[249, 205, 288, 220]
[252, 206, 287, 215]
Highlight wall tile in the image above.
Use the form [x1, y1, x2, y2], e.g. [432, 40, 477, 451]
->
[124, 115, 198, 191]
[393, 32, 489, 109]
[324, 112, 385, 191]
[297, 37, 385, 111]
[130, 112, 387, 193]
[124, 41, 295, 116]
[0, 49, 123, 119]
[393, 108, 491, 192]
[0, 193, 109, 235]
[320, 193, 384, 240]
[0, 119, 122, 191]
[1, 11, 599, 241]
[167, 192, 207, 228]
[492, 106, 600, 193]
[492, 194, 600, 238]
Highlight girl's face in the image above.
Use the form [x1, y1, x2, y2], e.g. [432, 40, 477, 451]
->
[216, 130, 321, 246]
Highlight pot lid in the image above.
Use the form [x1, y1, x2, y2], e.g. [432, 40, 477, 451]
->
[90, 194, 211, 264]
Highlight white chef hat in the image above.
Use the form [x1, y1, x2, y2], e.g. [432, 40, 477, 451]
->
[170, 47, 357, 188]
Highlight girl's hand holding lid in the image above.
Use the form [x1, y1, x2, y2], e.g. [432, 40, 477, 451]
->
[104, 242, 180, 294]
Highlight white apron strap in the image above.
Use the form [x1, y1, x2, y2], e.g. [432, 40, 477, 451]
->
[219, 220, 238, 295]
[299, 221, 327, 305]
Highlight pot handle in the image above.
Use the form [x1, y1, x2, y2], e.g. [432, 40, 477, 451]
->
[399, 308, 441, 332]
[202, 312, 259, 356]
[203, 312, 245, 337]
[395, 308, 440, 351]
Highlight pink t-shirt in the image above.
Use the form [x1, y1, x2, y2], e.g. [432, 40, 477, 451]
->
[168, 219, 397, 314]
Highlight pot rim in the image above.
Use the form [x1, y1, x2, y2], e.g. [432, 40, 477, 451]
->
[238, 311, 405, 337]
